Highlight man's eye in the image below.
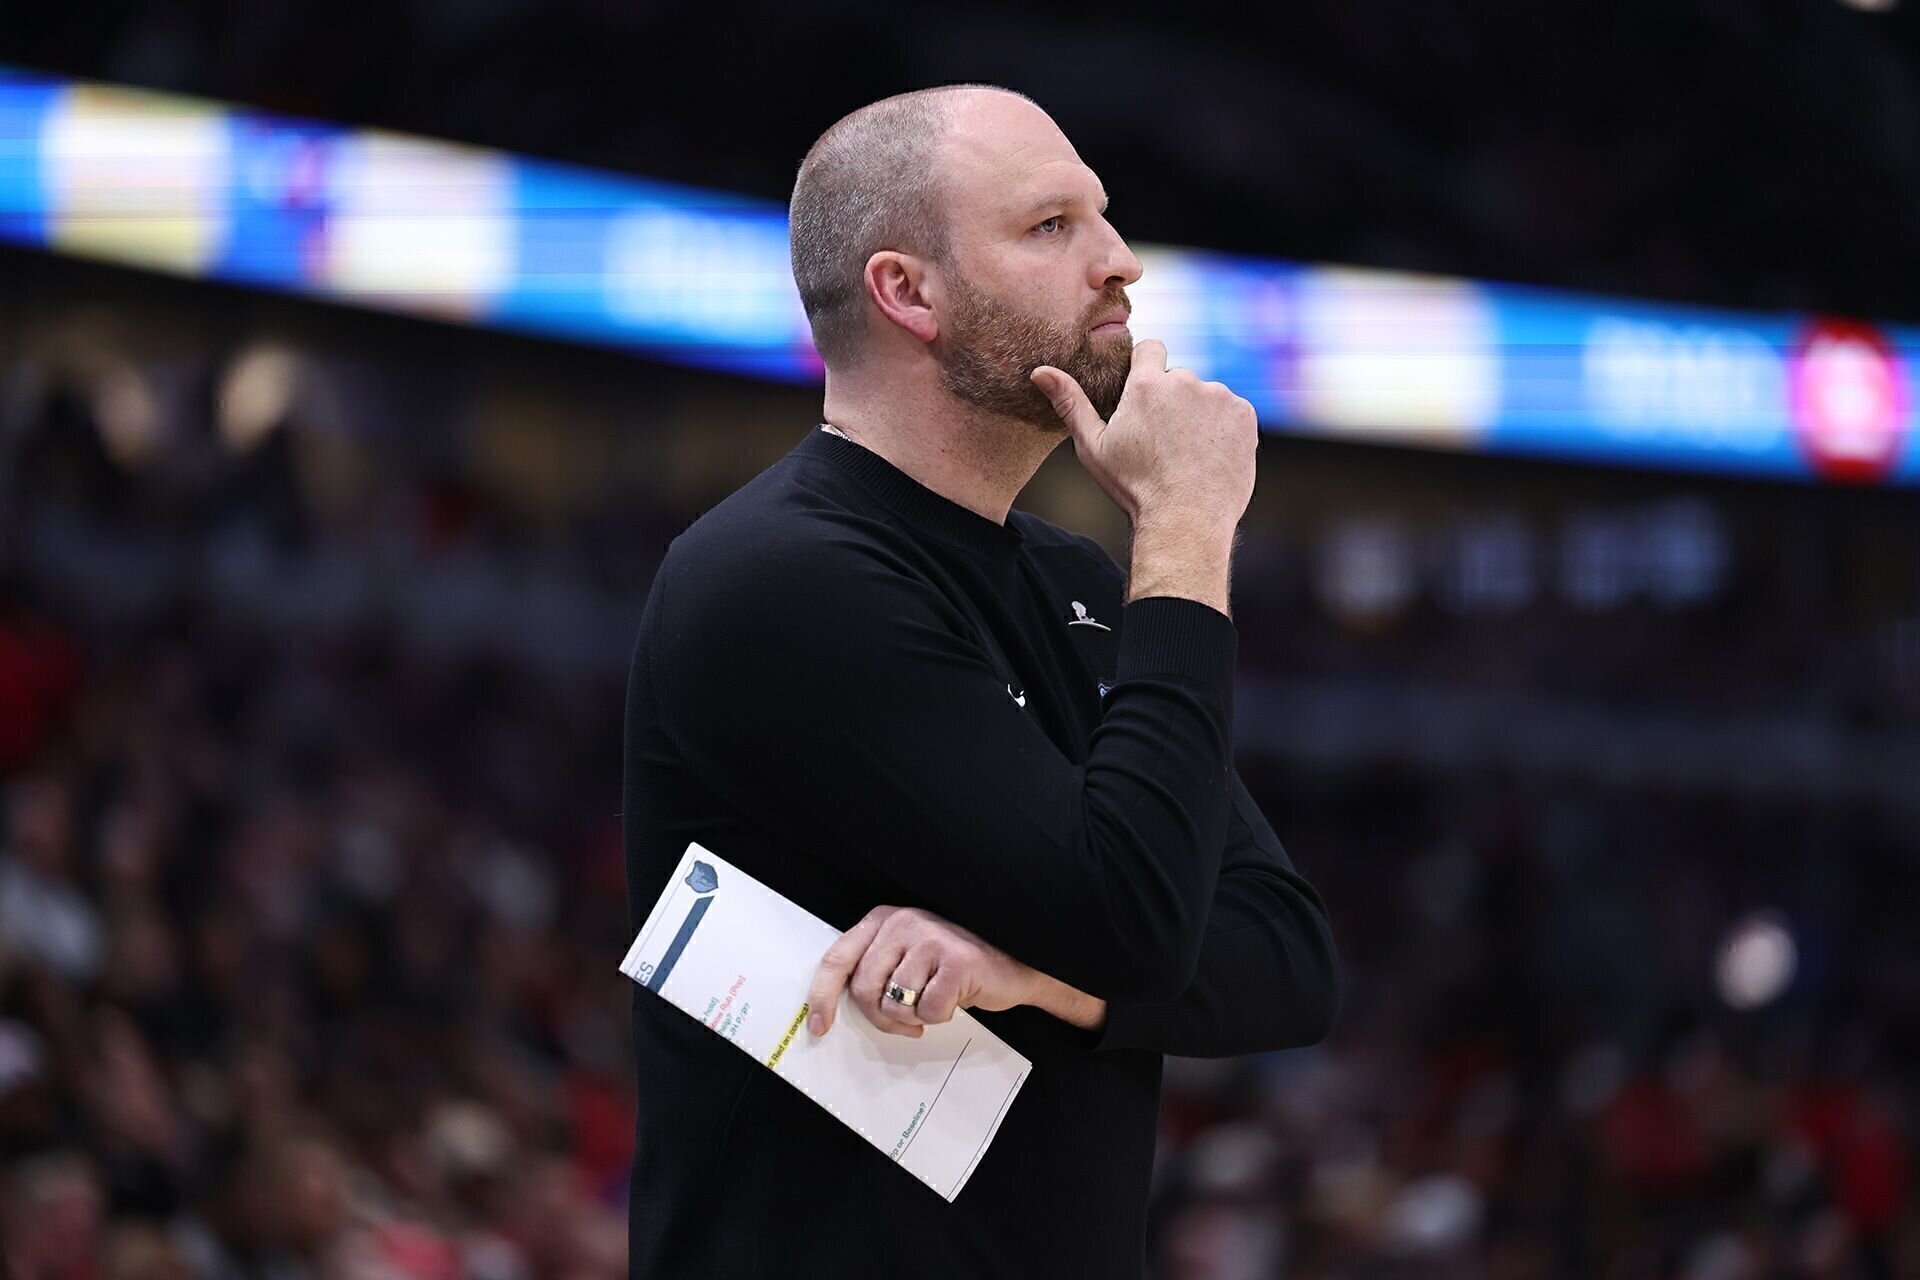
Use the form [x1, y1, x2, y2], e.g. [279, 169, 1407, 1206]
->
[1035, 216, 1063, 235]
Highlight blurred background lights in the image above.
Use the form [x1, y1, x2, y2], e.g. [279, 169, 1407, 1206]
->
[1716, 911, 1797, 1009]
[217, 343, 301, 453]
[92, 360, 160, 466]
[1316, 517, 1416, 625]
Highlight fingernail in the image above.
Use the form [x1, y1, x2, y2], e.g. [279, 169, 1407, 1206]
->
[809, 1013, 825, 1036]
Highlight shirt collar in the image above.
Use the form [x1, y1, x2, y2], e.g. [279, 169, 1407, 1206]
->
[798, 427, 1027, 560]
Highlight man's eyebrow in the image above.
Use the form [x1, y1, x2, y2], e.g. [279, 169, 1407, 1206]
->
[1020, 191, 1111, 219]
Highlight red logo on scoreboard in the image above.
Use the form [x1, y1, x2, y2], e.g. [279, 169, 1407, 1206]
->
[1789, 318, 1909, 483]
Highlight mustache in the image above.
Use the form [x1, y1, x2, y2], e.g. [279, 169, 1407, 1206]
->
[1079, 288, 1131, 334]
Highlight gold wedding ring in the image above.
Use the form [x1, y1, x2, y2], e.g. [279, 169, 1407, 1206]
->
[884, 981, 922, 1007]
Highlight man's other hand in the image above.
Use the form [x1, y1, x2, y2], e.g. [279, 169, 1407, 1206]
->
[806, 905, 1039, 1039]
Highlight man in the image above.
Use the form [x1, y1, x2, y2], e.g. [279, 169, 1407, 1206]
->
[622, 84, 1338, 1278]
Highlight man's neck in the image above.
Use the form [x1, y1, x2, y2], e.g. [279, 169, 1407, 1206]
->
[820, 385, 1065, 526]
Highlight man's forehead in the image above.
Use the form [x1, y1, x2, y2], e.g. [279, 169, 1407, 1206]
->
[941, 94, 1105, 218]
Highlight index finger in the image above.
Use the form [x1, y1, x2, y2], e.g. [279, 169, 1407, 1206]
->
[807, 910, 887, 1036]
[1131, 337, 1167, 374]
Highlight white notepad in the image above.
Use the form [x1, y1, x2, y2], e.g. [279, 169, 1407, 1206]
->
[620, 842, 1032, 1202]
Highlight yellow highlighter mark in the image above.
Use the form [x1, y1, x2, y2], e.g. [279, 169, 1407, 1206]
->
[767, 1002, 809, 1069]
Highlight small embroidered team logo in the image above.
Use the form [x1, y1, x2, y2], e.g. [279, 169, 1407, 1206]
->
[1008, 685, 1027, 708]
[1097, 680, 1112, 700]
[1067, 601, 1111, 631]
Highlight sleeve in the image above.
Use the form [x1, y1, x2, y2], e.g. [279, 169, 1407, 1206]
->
[649, 528, 1237, 1003]
[1090, 769, 1340, 1058]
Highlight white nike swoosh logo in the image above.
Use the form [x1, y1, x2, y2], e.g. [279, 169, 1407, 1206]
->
[1066, 619, 1112, 631]
[1008, 685, 1026, 707]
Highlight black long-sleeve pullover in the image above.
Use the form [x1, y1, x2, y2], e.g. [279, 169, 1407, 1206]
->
[622, 427, 1338, 1279]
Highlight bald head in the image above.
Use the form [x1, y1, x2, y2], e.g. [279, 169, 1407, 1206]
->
[789, 85, 1035, 368]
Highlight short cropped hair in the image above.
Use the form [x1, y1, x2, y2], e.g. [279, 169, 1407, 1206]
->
[789, 85, 1034, 368]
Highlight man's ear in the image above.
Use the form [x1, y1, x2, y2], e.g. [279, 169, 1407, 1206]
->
[862, 251, 941, 346]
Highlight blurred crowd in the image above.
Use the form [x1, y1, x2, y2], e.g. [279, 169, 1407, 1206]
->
[0, 311, 645, 1279]
[0, 621, 636, 1280]
[1151, 758, 1920, 1279]
[0, 610, 638, 1280]
[1, 290, 1918, 1280]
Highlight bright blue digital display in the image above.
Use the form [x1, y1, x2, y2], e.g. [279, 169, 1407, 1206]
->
[3, 63, 1915, 486]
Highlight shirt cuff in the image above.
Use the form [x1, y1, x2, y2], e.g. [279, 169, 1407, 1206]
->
[1114, 596, 1237, 696]
[1090, 994, 1169, 1054]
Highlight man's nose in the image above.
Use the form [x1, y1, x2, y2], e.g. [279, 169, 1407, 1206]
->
[1091, 221, 1143, 289]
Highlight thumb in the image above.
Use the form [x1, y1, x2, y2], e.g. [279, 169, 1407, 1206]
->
[1030, 366, 1102, 441]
